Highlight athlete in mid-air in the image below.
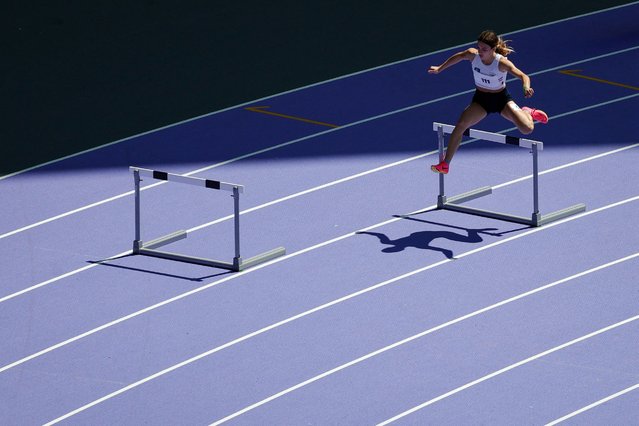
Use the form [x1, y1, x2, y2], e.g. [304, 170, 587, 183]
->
[428, 30, 548, 174]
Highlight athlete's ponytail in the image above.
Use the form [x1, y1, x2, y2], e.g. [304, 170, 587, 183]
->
[477, 30, 514, 56]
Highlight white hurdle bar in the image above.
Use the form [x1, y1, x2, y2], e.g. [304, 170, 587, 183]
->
[433, 122, 586, 227]
[130, 166, 285, 271]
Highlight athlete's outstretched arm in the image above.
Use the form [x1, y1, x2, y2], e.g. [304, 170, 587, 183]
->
[428, 48, 477, 74]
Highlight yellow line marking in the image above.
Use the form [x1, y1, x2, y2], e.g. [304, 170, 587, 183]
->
[245, 106, 340, 128]
[559, 69, 639, 91]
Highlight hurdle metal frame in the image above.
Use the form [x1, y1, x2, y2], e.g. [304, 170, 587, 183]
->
[130, 167, 285, 271]
[433, 122, 586, 227]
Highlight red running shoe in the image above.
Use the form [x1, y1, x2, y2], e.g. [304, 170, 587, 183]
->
[431, 160, 449, 174]
[522, 106, 549, 124]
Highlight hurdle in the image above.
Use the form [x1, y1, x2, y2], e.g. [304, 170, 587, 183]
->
[130, 167, 285, 271]
[433, 122, 586, 227]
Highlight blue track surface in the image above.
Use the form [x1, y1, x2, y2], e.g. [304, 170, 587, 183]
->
[2, 4, 639, 425]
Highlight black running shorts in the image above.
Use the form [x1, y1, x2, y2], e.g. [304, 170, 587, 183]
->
[472, 88, 513, 114]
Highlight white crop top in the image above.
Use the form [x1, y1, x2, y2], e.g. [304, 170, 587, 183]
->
[471, 53, 507, 90]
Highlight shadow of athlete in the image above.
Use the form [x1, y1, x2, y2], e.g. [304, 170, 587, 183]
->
[357, 226, 499, 259]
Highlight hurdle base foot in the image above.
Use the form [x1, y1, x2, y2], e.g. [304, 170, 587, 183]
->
[438, 186, 492, 210]
[134, 230, 188, 254]
[237, 247, 286, 271]
[536, 204, 587, 227]
[446, 186, 493, 205]
[144, 230, 188, 249]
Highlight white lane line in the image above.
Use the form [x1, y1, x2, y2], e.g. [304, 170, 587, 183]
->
[0, 260, 122, 304]
[0, 148, 442, 305]
[378, 315, 639, 425]
[2, 45, 639, 242]
[505, 2, 639, 38]
[207, 242, 639, 424]
[4, 1, 635, 183]
[1, 136, 638, 378]
[0, 90, 467, 242]
[545, 383, 639, 425]
[493, 141, 639, 190]
[3, 91, 639, 305]
[44, 196, 639, 425]
[1, 136, 637, 372]
[1, 147, 443, 302]
[0, 215, 411, 372]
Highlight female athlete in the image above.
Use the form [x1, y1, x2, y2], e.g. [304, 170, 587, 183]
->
[429, 30, 548, 174]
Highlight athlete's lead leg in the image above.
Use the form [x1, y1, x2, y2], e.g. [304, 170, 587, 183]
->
[431, 102, 487, 174]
